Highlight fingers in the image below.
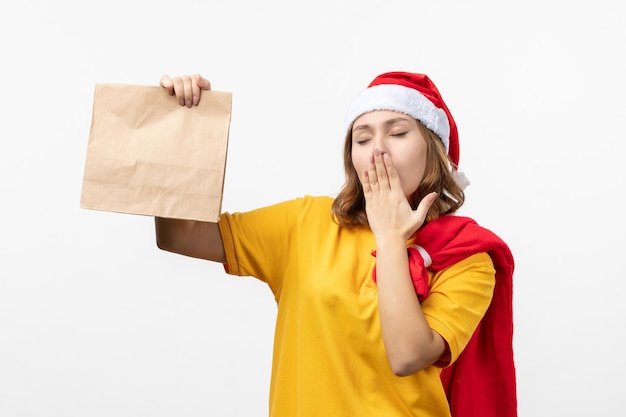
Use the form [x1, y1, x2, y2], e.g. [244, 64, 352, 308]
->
[160, 73, 212, 107]
[360, 148, 439, 237]
[190, 73, 211, 106]
[373, 149, 389, 190]
[381, 151, 402, 189]
[192, 73, 211, 90]
[181, 76, 194, 107]
[359, 156, 378, 199]
[364, 148, 394, 194]
[360, 169, 371, 194]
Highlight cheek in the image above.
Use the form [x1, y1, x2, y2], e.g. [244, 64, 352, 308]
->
[351, 149, 368, 175]
[393, 148, 428, 191]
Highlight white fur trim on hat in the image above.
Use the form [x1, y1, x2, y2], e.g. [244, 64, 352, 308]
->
[344, 84, 450, 152]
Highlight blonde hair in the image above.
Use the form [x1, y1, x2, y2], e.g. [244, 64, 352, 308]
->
[331, 121, 465, 228]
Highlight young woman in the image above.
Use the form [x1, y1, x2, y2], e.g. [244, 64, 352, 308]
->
[154, 71, 517, 417]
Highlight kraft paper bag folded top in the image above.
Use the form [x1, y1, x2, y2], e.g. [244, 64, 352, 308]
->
[80, 83, 232, 222]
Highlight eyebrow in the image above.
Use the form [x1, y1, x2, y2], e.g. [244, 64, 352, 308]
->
[352, 117, 412, 132]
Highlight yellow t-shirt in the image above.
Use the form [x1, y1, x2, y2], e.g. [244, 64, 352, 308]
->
[218, 195, 495, 417]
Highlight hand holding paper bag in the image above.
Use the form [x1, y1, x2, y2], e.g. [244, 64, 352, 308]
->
[80, 82, 232, 222]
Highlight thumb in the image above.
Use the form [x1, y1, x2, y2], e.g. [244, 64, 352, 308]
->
[159, 74, 174, 94]
[413, 192, 438, 225]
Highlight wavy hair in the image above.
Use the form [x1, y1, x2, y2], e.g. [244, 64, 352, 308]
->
[331, 120, 465, 228]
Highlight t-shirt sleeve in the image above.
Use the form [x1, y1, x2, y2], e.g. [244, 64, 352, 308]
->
[421, 252, 496, 366]
[217, 199, 299, 293]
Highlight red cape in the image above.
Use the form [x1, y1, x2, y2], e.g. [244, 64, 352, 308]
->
[373, 215, 517, 417]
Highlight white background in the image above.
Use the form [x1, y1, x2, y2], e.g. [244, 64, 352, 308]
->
[1, 1, 624, 416]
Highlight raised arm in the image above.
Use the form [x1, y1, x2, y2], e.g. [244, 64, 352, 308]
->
[154, 74, 225, 263]
[155, 218, 225, 263]
[360, 149, 444, 376]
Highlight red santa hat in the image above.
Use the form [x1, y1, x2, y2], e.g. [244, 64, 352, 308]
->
[345, 71, 462, 175]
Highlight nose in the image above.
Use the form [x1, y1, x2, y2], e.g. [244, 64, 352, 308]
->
[373, 135, 388, 155]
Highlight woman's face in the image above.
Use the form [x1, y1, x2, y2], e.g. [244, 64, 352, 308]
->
[351, 110, 428, 201]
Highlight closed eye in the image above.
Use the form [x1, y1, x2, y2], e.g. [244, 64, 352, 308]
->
[355, 138, 371, 145]
[391, 132, 408, 137]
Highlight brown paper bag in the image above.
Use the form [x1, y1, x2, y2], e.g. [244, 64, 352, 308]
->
[80, 83, 232, 222]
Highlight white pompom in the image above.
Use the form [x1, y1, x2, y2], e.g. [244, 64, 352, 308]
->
[452, 168, 470, 190]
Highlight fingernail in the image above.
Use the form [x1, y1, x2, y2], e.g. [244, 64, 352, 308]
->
[193, 96, 199, 105]
[186, 99, 192, 107]
[374, 148, 381, 157]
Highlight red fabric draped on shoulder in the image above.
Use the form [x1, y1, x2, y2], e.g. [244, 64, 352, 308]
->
[372, 215, 517, 417]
